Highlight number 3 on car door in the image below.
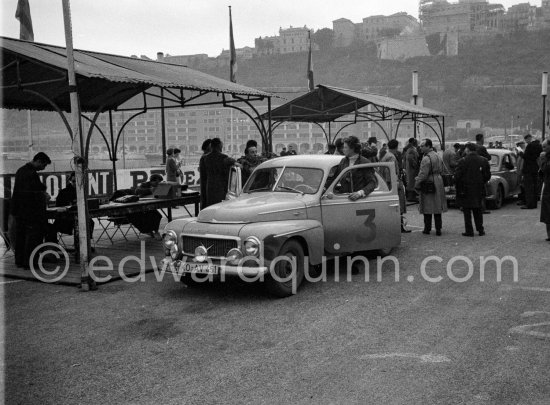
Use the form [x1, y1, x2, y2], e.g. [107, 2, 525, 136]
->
[356, 209, 376, 243]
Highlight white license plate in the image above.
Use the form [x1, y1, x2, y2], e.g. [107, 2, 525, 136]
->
[179, 262, 219, 275]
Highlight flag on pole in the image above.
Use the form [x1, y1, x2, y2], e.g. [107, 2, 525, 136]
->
[16, 0, 34, 41]
[307, 31, 314, 91]
[229, 6, 237, 83]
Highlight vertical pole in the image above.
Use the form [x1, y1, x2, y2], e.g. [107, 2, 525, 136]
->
[412, 71, 418, 140]
[27, 110, 33, 160]
[62, 0, 92, 290]
[161, 88, 167, 164]
[108, 110, 117, 190]
[542, 72, 548, 141]
[442, 116, 446, 150]
[268, 96, 272, 154]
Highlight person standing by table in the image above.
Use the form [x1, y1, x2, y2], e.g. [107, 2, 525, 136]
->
[454, 143, 491, 237]
[198, 139, 212, 210]
[199, 138, 237, 208]
[414, 139, 447, 236]
[165, 148, 178, 182]
[46, 172, 95, 245]
[11, 152, 51, 269]
[539, 140, 550, 241]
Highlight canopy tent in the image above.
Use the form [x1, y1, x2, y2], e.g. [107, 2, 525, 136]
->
[260, 84, 445, 148]
[1, 36, 274, 173]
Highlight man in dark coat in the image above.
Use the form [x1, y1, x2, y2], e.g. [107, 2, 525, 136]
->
[199, 138, 236, 208]
[520, 134, 543, 209]
[126, 174, 164, 239]
[11, 152, 51, 269]
[46, 172, 94, 242]
[455, 143, 491, 236]
[475, 133, 491, 160]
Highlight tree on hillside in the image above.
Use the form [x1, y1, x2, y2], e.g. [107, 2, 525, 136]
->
[312, 28, 334, 52]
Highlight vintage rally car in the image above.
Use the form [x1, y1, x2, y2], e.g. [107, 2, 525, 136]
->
[446, 148, 521, 209]
[160, 155, 401, 297]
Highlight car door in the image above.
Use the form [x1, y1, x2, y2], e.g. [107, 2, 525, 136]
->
[226, 166, 242, 200]
[500, 153, 517, 195]
[320, 162, 401, 255]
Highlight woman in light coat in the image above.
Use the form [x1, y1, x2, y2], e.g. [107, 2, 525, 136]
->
[414, 138, 447, 235]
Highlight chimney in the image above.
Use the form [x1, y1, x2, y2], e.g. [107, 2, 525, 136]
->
[157, 52, 164, 61]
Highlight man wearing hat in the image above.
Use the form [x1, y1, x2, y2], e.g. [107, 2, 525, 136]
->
[11, 152, 52, 269]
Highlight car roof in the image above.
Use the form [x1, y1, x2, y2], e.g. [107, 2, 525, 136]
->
[258, 155, 343, 170]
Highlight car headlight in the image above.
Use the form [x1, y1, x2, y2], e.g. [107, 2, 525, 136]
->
[226, 248, 243, 264]
[194, 245, 208, 263]
[162, 230, 177, 249]
[244, 237, 261, 257]
[170, 244, 180, 260]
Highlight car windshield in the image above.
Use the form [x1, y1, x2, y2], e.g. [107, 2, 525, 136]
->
[243, 167, 324, 194]
[489, 155, 500, 172]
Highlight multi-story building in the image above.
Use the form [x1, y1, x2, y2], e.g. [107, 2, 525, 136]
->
[333, 13, 419, 46]
[361, 12, 420, 42]
[332, 18, 361, 47]
[503, 2, 540, 31]
[254, 26, 317, 56]
[420, 0, 505, 34]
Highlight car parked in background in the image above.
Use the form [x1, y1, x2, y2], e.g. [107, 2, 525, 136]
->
[160, 155, 402, 297]
[446, 148, 520, 209]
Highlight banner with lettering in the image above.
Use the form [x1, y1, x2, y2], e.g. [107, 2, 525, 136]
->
[0, 166, 200, 200]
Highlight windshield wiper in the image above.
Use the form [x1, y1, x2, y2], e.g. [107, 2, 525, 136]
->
[275, 185, 304, 195]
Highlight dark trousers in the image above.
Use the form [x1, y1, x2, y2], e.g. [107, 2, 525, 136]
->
[127, 210, 162, 233]
[423, 214, 442, 231]
[523, 172, 538, 208]
[14, 217, 46, 268]
[463, 208, 483, 234]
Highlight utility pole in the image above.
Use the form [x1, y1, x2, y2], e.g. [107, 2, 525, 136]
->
[412, 71, 418, 140]
[542, 72, 547, 141]
[62, 0, 93, 290]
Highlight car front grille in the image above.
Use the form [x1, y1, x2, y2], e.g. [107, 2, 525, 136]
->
[181, 236, 238, 258]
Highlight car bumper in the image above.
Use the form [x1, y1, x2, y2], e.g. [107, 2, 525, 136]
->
[160, 257, 269, 277]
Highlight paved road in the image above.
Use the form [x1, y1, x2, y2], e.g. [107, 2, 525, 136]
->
[3, 202, 550, 404]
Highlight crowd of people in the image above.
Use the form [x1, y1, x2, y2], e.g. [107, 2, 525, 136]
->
[7, 131, 549, 269]
[322, 133, 549, 240]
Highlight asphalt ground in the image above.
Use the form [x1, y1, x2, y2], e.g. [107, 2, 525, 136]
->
[2, 200, 549, 405]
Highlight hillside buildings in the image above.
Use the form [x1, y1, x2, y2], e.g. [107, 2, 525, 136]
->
[332, 13, 420, 48]
[254, 26, 316, 56]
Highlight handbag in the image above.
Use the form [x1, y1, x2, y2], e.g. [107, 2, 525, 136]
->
[420, 156, 436, 194]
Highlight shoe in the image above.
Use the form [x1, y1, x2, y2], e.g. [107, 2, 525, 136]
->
[546, 238, 550, 241]
[462, 232, 474, 237]
[483, 211, 491, 214]
[436, 230, 442, 236]
[401, 226, 412, 233]
[478, 231, 485, 236]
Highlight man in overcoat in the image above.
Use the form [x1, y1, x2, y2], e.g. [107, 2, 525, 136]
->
[454, 143, 491, 236]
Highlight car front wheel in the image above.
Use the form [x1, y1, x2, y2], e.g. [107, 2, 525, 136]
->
[265, 240, 305, 298]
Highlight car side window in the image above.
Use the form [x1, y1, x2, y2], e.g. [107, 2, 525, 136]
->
[228, 168, 238, 194]
[332, 166, 379, 195]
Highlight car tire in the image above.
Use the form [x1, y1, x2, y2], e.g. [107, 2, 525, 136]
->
[265, 240, 305, 298]
[489, 185, 504, 210]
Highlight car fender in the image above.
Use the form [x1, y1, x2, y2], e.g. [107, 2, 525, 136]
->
[239, 220, 325, 265]
[489, 175, 507, 197]
[162, 217, 197, 235]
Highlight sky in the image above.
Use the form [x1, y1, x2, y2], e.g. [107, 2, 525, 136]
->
[1, 0, 530, 58]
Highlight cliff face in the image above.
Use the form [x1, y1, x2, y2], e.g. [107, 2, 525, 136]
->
[199, 30, 550, 129]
